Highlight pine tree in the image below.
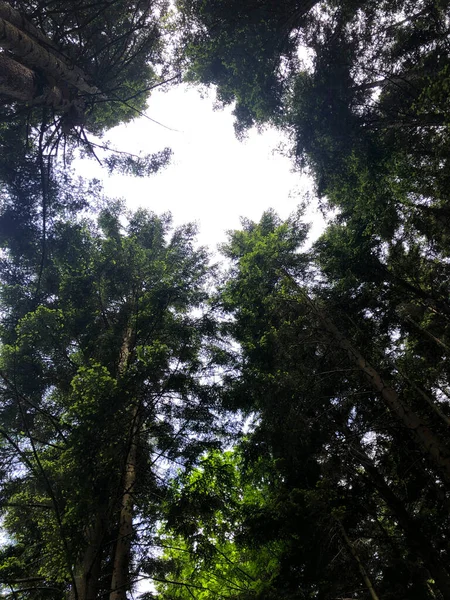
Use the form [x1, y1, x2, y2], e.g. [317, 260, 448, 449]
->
[0, 202, 220, 599]
[206, 209, 450, 600]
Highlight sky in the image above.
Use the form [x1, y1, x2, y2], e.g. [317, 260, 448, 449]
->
[75, 84, 324, 255]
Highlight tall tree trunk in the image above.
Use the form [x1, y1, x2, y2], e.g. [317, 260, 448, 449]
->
[71, 514, 104, 600]
[71, 326, 137, 600]
[109, 408, 139, 600]
[336, 520, 381, 600]
[281, 271, 450, 486]
[110, 326, 139, 600]
[0, 16, 99, 95]
[319, 306, 450, 485]
[348, 437, 450, 599]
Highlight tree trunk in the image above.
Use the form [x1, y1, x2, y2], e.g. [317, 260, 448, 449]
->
[348, 437, 450, 599]
[0, 51, 69, 106]
[70, 326, 137, 600]
[0, 0, 101, 96]
[336, 520, 381, 600]
[0, 16, 99, 95]
[0, 51, 35, 101]
[110, 326, 138, 600]
[281, 271, 450, 487]
[109, 409, 139, 600]
[70, 513, 104, 600]
[0, 1, 61, 55]
[396, 366, 450, 428]
[320, 308, 450, 486]
[403, 314, 450, 354]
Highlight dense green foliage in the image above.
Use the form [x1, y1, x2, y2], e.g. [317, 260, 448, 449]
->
[1, 0, 450, 599]
[159, 207, 450, 600]
[0, 204, 221, 598]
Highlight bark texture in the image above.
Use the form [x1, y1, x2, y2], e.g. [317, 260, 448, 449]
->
[110, 327, 138, 600]
[0, 51, 67, 108]
[0, 1, 61, 54]
[0, 16, 99, 94]
[0, 51, 35, 100]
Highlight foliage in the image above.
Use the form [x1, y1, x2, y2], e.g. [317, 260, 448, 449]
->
[209, 210, 450, 600]
[156, 449, 285, 600]
[5, 0, 170, 133]
[2, 3, 450, 600]
[0, 203, 221, 598]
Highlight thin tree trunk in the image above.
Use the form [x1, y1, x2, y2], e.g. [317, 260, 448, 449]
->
[397, 367, 450, 428]
[71, 514, 104, 600]
[374, 114, 448, 128]
[110, 326, 138, 600]
[348, 437, 450, 599]
[336, 520, 381, 600]
[403, 314, 450, 354]
[0, 16, 99, 95]
[320, 308, 450, 485]
[280, 270, 450, 486]
[109, 409, 139, 600]
[356, 71, 425, 92]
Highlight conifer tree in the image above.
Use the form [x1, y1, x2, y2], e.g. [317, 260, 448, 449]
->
[0, 203, 219, 599]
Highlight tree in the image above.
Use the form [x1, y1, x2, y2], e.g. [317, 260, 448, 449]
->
[1, 0, 173, 133]
[0, 1, 175, 315]
[0, 203, 220, 599]
[0, 0, 174, 247]
[177, 0, 450, 212]
[212, 210, 450, 600]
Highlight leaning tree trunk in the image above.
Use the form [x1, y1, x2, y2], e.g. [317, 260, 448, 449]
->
[280, 270, 450, 487]
[319, 307, 450, 486]
[0, 51, 36, 101]
[336, 520, 381, 600]
[0, 15, 99, 95]
[347, 435, 450, 600]
[0, 52, 68, 106]
[0, 1, 64, 57]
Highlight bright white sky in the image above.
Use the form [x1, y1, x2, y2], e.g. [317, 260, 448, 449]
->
[75, 84, 324, 255]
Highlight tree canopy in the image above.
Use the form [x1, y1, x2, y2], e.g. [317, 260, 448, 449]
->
[1, 1, 450, 599]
